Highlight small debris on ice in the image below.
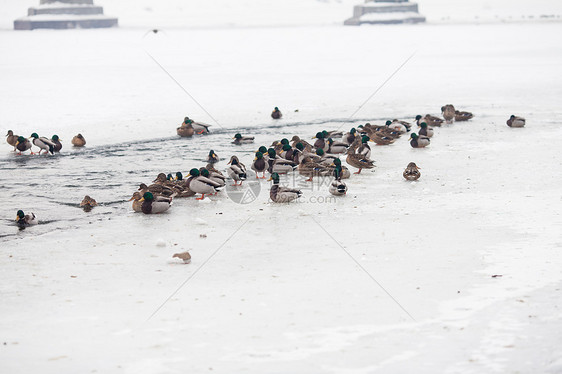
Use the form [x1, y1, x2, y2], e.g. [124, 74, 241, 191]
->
[195, 218, 208, 225]
[156, 239, 166, 247]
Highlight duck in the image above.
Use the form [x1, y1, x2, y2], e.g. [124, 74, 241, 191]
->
[291, 143, 305, 165]
[386, 120, 408, 134]
[507, 115, 525, 128]
[290, 136, 313, 152]
[173, 251, 191, 264]
[206, 150, 219, 164]
[177, 122, 194, 137]
[410, 133, 430, 148]
[138, 182, 176, 198]
[51, 135, 62, 152]
[415, 114, 443, 127]
[232, 133, 255, 145]
[15, 136, 32, 155]
[267, 148, 297, 174]
[199, 167, 225, 189]
[356, 135, 372, 159]
[71, 134, 86, 147]
[30, 133, 55, 155]
[139, 192, 172, 214]
[329, 159, 348, 196]
[280, 144, 296, 161]
[441, 104, 456, 124]
[128, 191, 143, 212]
[298, 152, 332, 182]
[325, 138, 348, 154]
[251, 151, 268, 179]
[188, 168, 223, 199]
[391, 119, 412, 132]
[15, 210, 37, 227]
[403, 162, 421, 181]
[418, 122, 434, 138]
[343, 128, 357, 146]
[227, 156, 248, 186]
[6, 130, 18, 150]
[346, 136, 375, 174]
[80, 195, 98, 211]
[173, 172, 196, 197]
[455, 110, 473, 121]
[269, 172, 302, 203]
[271, 107, 282, 119]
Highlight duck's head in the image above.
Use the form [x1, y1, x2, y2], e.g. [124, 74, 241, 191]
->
[291, 135, 300, 142]
[407, 162, 420, 169]
[333, 158, 342, 167]
[420, 122, 428, 128]
[77, 133, 84, 139]
[208, 150, 216, 158]
[361, 135, 370, 143]
[141, 192, 154, 202]
[128, 191, 142, 201]
[316, 148, 325, 156]
[313, 132, 323, 139]
[267, 148, 276, 158]
[295, 142, 304, 151]
[234, 133, 242, 139]
[281, 138, 289, 145]
[189, 168, 200, 177]
[16, 136, 26, 145]
[322, 130, 329, 138]
[15, 210, 25, 222]
[282, 144, 291, 152]
[175, 171, 183, 181]
[6, 130, 13, 136]
[274, 107, 279, 111]
[184, 117, 190, 122]
[268, 172, 280, 183]
[410, 133, 419, 140]
[166, 173, 173, 181]
[258, 146, 268, 154]
[199, 168, 210, 178]
[153, 173, 167, 183]
[30, 133, 39, 139]
[385, 120, 392, 126]
[228, 155, 239, 165]
[138, 183, 148, 190]
[52, 135, 60, 141]
[415, 115, 422, 121]
[254, 151, 263, 160]
[350, 128, 356, 134]
[510, 115, 515, 119]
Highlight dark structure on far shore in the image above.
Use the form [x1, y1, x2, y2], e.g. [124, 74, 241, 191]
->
[14, 0, 118, 30]
[344, 0, 425, 25]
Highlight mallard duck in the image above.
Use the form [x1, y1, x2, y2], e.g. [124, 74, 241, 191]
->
[206, 150, 219, 164]
[269, 172, 302, 203]
[385, 120, 407, 134]
[139, 192, 172, 214]
[205, 163, 227, 182]
[441, 104, 456, 124]
[173, 172, 196, 197]
[507, 115, 525, 128]
[329, 159, 348, 196]
[51, 135, 62, 152]
[30, 133, 55, 155]
[403, 162, 421, 181]
[177, 123, 194, 137]
[280, 144, 296, 161]
[356, 135, 372, 159]
[128, 191, 143, 212]
[173, 251, 191, 264]
[420, 114, 444, 127]
[266, 148, 296, 174]
[346, 136, 375, 174]
[290, 136, 313, 152]
[312, 132, 326, 149]
[391, 119, 412, 132]
[325, 138, 348, 154]
[455, 110, 473, 121]
[188, 168, 223, 199]
[291, 143, 305, 165]
[410, 133, 430, 148]
[227, 156, 248, 186]
[298, 154, 330, 182]
[343, 128, 357, 146]
[232, 133, 255, 145]
[71, 134, 86, 147]
[80, 195, 98, 211]
[15, 136, 32, 155]
[138, 182, 176, 198]
[251, 151, 268, 179]
[199, 167, 225, 189]
[271, 107, 282, 119]
[6, 130, 18, 150]
[418, 122, 434, 138]
[15, 210, 38, 227]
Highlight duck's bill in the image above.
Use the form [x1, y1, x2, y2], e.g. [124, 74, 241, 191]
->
[128, 197, 135, 201]
[139, 198, 145, 202]
[267, 177, 272, 181]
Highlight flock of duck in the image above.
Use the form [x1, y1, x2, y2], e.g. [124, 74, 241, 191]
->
[9, 105, 526, 228]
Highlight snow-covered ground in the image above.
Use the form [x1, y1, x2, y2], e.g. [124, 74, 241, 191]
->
[1, 1, 562, 373]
